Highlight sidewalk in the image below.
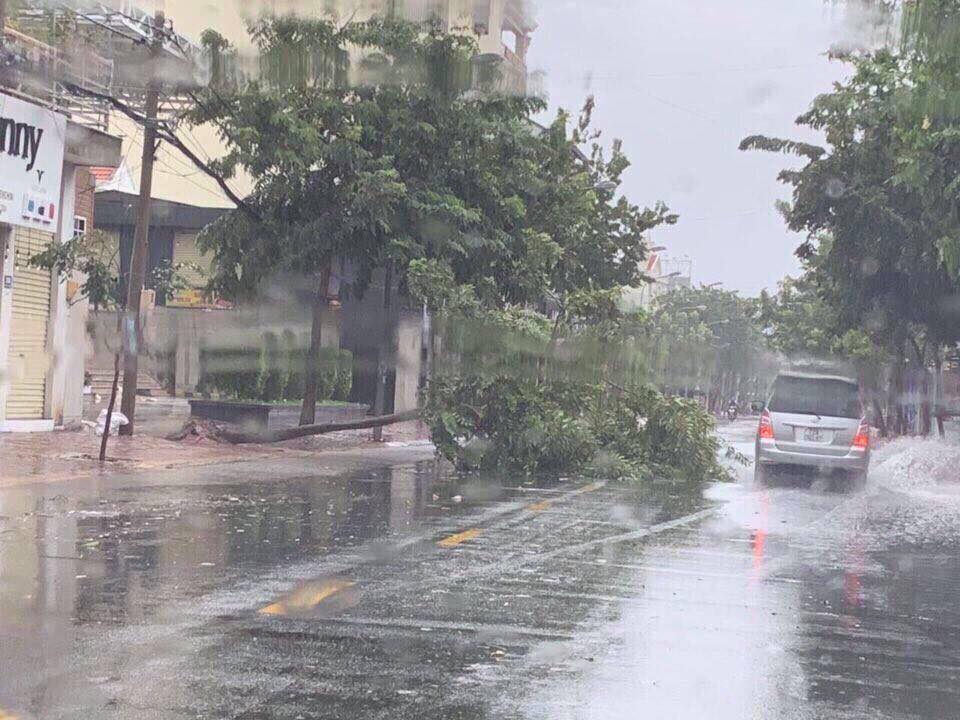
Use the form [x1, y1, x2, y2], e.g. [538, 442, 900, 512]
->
[0, 419, 431, 488]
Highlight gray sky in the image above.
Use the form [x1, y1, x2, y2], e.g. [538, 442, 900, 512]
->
[528, 0, 868, 296]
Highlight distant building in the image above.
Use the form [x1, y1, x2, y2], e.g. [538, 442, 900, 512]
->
[88, 162, 136, 194]
[621, 252, 668, 311]
[660, 256, 693, 292]
[66, 0, 539, 209]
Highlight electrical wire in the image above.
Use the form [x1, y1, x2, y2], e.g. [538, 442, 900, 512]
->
[57, 3, 146, 46]
[153, 156, 232, 203]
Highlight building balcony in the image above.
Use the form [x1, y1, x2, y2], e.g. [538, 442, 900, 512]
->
[1, 24, 115, 131]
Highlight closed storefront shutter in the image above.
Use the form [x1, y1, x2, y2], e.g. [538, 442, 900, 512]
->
[173, 232, 208, 287]
[169, 232, 213, 307]
[7, 227, 53, 419]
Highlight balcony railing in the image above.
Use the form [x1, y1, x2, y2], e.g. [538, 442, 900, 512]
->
[1, 25, 115, 131]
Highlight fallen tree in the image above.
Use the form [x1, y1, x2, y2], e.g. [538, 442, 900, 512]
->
[168, 410, 421, 445]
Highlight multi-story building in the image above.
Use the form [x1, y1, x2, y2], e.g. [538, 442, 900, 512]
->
[8, 1, 537, 421]
[85, 0, 536, 209]
[0, 22, 122, 431]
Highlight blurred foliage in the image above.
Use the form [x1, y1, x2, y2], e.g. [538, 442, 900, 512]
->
[423, 375, 730, 484]
[194, 16, 673, 317]
[643, 286, 775, 408]
[191, 14, 733, 478]
[28, 230, 194, 312]
[28, 230, 122, 311]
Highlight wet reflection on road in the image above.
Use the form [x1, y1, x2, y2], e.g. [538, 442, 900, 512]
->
[2, 426, 960, 719]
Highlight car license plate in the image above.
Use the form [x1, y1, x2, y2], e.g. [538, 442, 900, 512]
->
[803, 428, 824, 442]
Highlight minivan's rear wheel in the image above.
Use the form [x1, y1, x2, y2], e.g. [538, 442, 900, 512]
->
[850, 468, 868, 488]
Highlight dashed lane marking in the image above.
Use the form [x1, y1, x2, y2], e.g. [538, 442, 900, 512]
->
[260, 579, 355, 616]
[438, 528, 482, 548]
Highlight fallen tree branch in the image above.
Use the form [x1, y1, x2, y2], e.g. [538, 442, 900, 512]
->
[170, 410, 422, 445]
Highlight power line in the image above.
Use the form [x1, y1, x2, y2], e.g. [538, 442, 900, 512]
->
[57, 3, 146, 46]
[153, 157, 232, 202]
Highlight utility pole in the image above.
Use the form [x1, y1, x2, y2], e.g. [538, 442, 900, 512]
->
[119, 10, 165, 436]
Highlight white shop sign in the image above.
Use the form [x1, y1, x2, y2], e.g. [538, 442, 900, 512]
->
[0, 94, 67, 230]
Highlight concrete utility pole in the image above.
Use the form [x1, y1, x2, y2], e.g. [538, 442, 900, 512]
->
[119, 10, 165, 436]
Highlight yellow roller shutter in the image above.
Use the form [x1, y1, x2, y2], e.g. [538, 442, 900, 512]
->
[173, 232, 208, 287]
[169, 232, 212, 308]
[7, 227, 53, 420]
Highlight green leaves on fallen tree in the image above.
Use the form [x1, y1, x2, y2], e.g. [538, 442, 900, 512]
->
[423, 375, 732, 484]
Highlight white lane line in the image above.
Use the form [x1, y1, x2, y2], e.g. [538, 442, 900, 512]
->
[539, 507, 719, 561]
[560, 559, 763, 581]
[297, 615, 577, 640]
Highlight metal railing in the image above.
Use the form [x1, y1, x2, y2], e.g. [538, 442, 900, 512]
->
[1, 25, 115, 131]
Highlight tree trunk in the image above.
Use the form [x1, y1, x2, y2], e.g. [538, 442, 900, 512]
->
[373, 262, 394, 442]
[299, 266, 331, 427]
[891, 342, 907, 436]
[934, 348, 946, 438]
[425, 308, 437, 384]
[185, 410, 422, 445]
[99, 350, 122, 462]
[920, 369, 932, 437]
[872, 398, 888, 438]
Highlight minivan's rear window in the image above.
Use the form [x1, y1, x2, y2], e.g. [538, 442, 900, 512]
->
[768, 376, 862, 419]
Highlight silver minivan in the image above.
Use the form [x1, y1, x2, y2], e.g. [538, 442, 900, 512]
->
[755, 372, 870, 483]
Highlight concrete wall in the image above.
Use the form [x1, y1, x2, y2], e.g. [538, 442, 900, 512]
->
[0, 226, 13, 423]
[394, 310, 425, 414]
[338, 267, 425, 414]
[87, 299, 342, 397]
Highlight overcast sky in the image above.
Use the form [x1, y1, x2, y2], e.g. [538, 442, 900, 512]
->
[528, 0, 877, 296]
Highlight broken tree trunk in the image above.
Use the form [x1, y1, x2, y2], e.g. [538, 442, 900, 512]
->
[172, 409, 421, 445]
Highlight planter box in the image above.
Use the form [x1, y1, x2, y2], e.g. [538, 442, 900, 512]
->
[188, 400, 370, 433]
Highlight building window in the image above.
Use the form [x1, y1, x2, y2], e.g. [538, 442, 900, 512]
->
[73, 216, 87, 239]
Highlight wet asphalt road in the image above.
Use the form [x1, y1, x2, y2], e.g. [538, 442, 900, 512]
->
[2, 423, 960, 719]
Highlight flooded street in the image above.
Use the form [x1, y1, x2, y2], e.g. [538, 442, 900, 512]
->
[2, 425, 960, 719]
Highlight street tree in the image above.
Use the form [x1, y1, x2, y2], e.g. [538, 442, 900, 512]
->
[189, 16, 557, 425]
[178, 15, 730, 483]
[646, 286, 772, 411]
[741, 42, 960, 434]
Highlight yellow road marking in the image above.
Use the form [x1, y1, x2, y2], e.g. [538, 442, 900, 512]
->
[527, 500, 553, 513]
[438, 528, 482, 548]
[260, 579, 355, 616]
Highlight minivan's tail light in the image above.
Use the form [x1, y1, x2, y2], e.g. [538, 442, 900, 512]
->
[758, 410, 775, 440]
[853, 418, 870, 449]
